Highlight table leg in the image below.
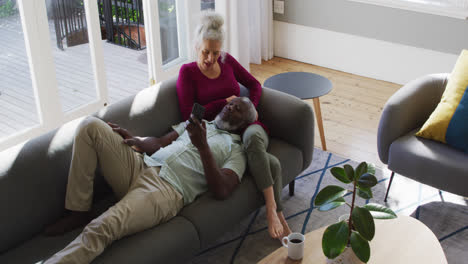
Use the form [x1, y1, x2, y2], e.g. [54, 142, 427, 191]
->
[313, 97, 327, 151]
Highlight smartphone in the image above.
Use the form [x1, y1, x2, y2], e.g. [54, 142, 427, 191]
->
[191, 103, 205, 122]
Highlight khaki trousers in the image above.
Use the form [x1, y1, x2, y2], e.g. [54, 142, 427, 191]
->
[45, 117, 183, 264]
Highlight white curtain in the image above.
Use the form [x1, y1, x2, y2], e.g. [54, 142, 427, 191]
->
[216, 0, 274, 70]
[249, 0, 274, 64]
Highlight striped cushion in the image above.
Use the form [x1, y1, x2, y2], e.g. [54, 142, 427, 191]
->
[416, 49, 468, 153]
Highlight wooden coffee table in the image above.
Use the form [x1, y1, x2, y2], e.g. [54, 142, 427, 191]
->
[258, 216, 447, 264]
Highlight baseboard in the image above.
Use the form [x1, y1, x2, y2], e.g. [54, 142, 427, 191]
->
[273, 21, 458, 85]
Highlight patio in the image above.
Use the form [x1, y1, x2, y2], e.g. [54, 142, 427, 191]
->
[0, 13, 149, 140]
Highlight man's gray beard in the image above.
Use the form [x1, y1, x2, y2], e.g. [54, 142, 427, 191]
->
[214, 115, 238, 131]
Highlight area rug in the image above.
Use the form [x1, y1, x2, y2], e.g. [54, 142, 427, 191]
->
[189, 148, 468, 264]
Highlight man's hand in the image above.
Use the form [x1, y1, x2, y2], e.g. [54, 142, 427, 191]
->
[188, 119, 240, 199]
[108, 122, 163, 154]
[124, 137, 165, 154]
[107, 122, 133, 139]
[186, 117, 208, 150]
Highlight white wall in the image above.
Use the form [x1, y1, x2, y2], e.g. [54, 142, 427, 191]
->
[274, 21, 458, 84]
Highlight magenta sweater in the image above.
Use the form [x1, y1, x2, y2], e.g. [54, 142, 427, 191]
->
[177, 53, 262, 122]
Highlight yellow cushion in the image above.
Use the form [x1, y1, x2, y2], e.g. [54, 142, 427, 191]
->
[416, 49, 468, 147]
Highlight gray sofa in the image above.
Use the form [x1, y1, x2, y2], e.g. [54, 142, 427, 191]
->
[0, 76, 315, 264]
[378, 73, 468, 199]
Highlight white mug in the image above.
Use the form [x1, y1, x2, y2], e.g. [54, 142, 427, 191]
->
[282, 232, 305, 260]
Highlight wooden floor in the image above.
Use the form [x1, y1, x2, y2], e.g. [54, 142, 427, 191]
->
[250, 57, 402, 168]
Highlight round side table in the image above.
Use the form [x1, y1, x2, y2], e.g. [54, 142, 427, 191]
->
[264, 72, 332, 151]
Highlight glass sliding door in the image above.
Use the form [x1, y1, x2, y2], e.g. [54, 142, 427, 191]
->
[158, 0, 179, 65]
[45, 0, 98, 112]
[0, 0, 107, 151]
[100, 0, 149, 104]
[0, 2, 39, 140]
[143, 0, 189, 84]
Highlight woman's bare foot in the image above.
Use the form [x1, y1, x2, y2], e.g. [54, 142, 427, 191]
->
[44, 211, 92, 236]
[277, 211, 292, 239]
[267, 208, 284, 239]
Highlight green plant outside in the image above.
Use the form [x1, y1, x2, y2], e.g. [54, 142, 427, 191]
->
[98, 1, 142, 23]
[314, 162, 397, 263]
[0, 0, 17, 18]
[97, 0, 174, 22]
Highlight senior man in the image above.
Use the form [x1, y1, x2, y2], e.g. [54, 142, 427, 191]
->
[44, 97, 257, 264]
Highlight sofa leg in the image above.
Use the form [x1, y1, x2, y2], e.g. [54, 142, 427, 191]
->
[289, 180, 295, 196]
[384, 171, 395, 202]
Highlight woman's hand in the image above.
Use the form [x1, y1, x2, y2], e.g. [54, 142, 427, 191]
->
[226, 95, 237, 103]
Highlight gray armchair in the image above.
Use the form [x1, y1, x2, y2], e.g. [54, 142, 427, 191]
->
[378, 73, 468, 201]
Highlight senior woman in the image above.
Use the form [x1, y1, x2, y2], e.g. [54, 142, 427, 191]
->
[176, 11, 291, 239]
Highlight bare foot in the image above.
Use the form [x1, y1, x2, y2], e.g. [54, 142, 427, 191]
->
[44, 211, 92, 236]
[277, 211, 292, 240]
[267, 208, 284, 239]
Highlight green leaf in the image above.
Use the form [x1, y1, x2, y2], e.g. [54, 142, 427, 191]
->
[344, 164, 355, 181]
[357, 187, 373, 199]
[363, 203, 398, 219]
[355, 162, 368, 181]
[330, 167, 351, 184]
[319, 197, 346, 211]
[351, 206, 375, 241]
[314, 185, 347, 206]
[350, 231, 371, 263]
[357, 173, 378, 188]
[322, 221, 349, 259]
[367, 163, 376, 175]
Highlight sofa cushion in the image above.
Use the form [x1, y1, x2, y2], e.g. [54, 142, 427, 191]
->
[416, 49, 468, 153]
[267, 138, 303, 185]
[0, 120, 78, 253]
[388, 130, 468, 196]
[93, 216, 199, 264]
[0, 216, 199, 264]
[179, 138, 303, 249]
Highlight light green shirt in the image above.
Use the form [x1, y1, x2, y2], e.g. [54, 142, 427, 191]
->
[143, 121, 246, 205]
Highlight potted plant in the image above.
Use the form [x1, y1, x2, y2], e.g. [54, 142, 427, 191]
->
[313, 162, 397, 263]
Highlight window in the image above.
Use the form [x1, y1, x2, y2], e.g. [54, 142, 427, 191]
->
[411, 0, 468, 9]
[159, 0, 179, 65]
[45, 0, 98, 112]
[99, 0, 149, 104]
[0, 0, 108, 150]
[399, 0, 468, 10]
[144, 0, 190, 83]
[0, 0, 193, 151]
[348, 0, 468, 19]
[201, 0, 215, 10]
[0, 2, 40, 141]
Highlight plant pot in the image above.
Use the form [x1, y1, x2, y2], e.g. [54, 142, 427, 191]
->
[326, 247, 365, 264]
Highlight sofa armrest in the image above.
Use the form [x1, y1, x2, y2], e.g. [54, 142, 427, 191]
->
[258, 87, 315, 172]
[377, 73, 448, 164]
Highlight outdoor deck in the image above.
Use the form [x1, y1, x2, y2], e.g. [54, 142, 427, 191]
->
[0, 14, 149, 140]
